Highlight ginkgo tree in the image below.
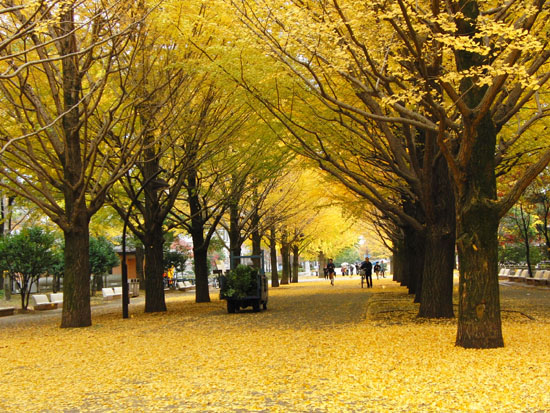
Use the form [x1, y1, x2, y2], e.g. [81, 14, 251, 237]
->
[229, 0, 550, 348]
[0, 0, 160, 327]
[106, 0, 217, 313]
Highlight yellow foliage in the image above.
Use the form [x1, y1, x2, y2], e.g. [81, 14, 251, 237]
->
[1, 279, 548, 412]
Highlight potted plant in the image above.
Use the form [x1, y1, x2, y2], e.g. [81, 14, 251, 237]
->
[220, 264, 267, 313]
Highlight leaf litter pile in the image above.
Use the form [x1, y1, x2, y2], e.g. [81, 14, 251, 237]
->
[1, 278, 549, 412]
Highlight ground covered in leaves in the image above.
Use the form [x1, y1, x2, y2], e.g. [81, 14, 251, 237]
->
[1, 277, 549, 412]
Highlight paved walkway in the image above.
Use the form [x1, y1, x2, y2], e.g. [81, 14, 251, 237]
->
[1, 275, 548, 328]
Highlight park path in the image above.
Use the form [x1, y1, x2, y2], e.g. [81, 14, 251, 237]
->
[1, 277, 549, 412]
[1, 275, 549, 328]
[0, 276, 372, 328]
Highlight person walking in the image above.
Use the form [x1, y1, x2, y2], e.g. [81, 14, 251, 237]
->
[374, 262, 381, 279]
[360, 257, 373, 288]
[327, 258, 336, 286]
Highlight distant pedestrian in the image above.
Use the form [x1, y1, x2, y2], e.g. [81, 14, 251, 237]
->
[374, 262, 381, 279]
[327, 258, 336, 286]
[360, 257, 373, 288]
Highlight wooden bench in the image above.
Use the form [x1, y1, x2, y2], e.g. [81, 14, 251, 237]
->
[0, 307, 15, 317]
[113, 287, 123, 298]
[31, 294, 57, 310]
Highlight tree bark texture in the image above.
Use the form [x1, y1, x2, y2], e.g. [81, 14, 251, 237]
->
[143, 225, 166, 313]
[455, 116, 503, 348]
[61, 215, 91, 328]
[418, 156, 456, 318]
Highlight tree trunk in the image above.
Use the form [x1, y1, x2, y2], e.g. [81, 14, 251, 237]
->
[19, 282, 27, 310]
[291, 244, 299, 283]
[418, 155, 456, 318]
[193, 247, 210, 303]
[187, 167, 211, 303]
[91, 275, 97, 297]
[400, 225, 423, 298]
[143, 225, 166, 313]
[59, 6, 91, 328]
[455, 115, 503, 348]
[188, 216, 211, 303]
[251, 208, 262, 269]
[318, 251, 326, 278]
[411, 233, 425, 303]
[3, 275, 11, 300]
[391, 241, 405, 284]
[280, 242, 290, 285]
[418, 224, 455, 318]
[518, 205, 533, 278]
[135, 245, 145, 289]
[456, 209, 502, 348]
[269, 226, 279, 287]
[61, 213, 92, 328]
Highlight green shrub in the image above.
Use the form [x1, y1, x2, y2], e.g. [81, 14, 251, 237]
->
[221, 265, 258, 299]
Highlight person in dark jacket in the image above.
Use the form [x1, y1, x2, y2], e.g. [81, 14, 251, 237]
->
[327, 258, 336, 286]
[360, 257, 373, 288]
[374, 262, 381, 279]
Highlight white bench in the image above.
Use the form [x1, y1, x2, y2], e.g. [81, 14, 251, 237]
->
[48, 293, 63, 306]
[0, 307, 15, 317]
[176, 281, 195, 291]
[31, 294, 57, 310]
[498, 268, 510, 280]
[102, 288, 116, 301]
[530, 270, 550, 286]
[508, 269, 527, 282]
[102, 287, 123, 301]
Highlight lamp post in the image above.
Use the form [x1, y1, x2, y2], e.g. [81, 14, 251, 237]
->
[121, 170, 169, 319]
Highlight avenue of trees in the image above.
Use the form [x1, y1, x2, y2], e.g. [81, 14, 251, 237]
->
[227, 0, 550, 347]
[0, 0, 549, 349]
